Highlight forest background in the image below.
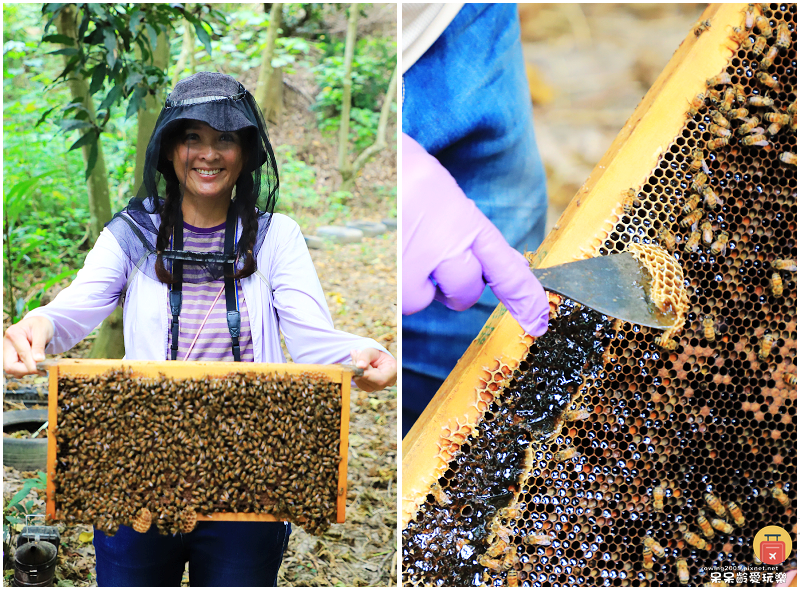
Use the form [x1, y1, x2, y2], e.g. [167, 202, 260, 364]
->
[3, 3, 397, 586]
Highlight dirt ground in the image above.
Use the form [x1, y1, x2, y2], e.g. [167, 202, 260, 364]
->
[3, 6, 397, 586]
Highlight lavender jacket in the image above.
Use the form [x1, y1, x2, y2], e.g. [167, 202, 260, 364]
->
[26, 213, 391, 365]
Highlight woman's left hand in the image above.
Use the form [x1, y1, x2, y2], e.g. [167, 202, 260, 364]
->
[350, 348, 397, 392]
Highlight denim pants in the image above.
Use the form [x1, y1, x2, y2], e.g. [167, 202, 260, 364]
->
[402, 3, 548, 435]
[93, 521, 290, 586]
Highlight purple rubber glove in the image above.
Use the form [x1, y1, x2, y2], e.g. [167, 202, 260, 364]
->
[402, 133, 550, 336]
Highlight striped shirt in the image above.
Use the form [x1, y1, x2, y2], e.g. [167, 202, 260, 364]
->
[166, 222, 253, 362]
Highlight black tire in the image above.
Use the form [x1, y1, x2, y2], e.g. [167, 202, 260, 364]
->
[3, 409, 48, 472]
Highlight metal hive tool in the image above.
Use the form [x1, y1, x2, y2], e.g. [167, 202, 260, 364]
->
[402, 3, 796, 587]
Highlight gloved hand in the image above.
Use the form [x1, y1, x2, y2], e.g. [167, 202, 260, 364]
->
[402, 133, 550, 336]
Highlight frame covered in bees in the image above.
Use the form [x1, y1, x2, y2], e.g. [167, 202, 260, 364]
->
[46, 359, 352, 536]
[403, 3, 796, 586]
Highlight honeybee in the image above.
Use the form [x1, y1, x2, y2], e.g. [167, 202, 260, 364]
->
[706, 73, 732, 87]
[771, 485, 790, 508]
[478, 554, 506, 571]
[780, 151, 797, 165]
[719, 87, 736, 112]
[564, 408, 591, 421]
[684, 230, 702, 253]
[702, 315, 716, 341]
[703, 186, 720, 209]
[643, 545, 654, 570]
[708, 137, 730, 150]
[689, 148, 705, 171]
[430, 482, 451, 507]
[775, 22, 791, 50]
[684, 531, 709, 550]
[733, 83, 747, 104]
[764, 112, 791, 125]
[741, 133, 769, 147]
[681, 209, 704, 228]
[731, 26, 752, 47]
[653, 485, 664, 511]
[622, 188, 638, 214]
[710, 231, 729, 255]
[754, 15, 771, 36]
[737, 115, 761, 135]
[655, 335, 678, 350]
[770, 272, 784, 297]
[728, 107, 749, 120]
[756, 71, 779, 90]
[760, 45, 779, 70]
[743, 4, 756, 30]
[783, 373, 797, 386]
[555, 446, 579, 462]
[758, 331, 774, 360]
[691, 171, 709, 192]
[772, 259, 798, 272]
[683, 193, 702, 214]
[748, 95, 774, 108]
[705, 492, 727, 518]
[644, 535, 666, 558]
[700, 222, 715, 245]
[710, 517, 734, 534]
[709, 110, 731, 129]
[694, 19, 711, 36]
[766, 122, 783, 136]
[697, 510, 715, 538]
[688, 93, 706, 117]
[789, 99, 798, 116]
[659, 227, 677, 251]
[752, 35, 768, 56]
[506, 570, 518, 587]
[524, 533, 554, 546]
[677, 558, 690, 585]
[709, 123, 732, 137]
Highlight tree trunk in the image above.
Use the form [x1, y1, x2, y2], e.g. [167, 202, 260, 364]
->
[171, 17, 196, 89]
[337, 4, 358, 189]
[134, 29, 170, 193]
[56, 4, 112, 243]
[348, 64, 397, 181]
[92, 24, 171, 361]
[254, 3, 284, 121]
[87, 306, 125, 359]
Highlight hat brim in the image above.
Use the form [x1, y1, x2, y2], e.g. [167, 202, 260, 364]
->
[153, 101, 268, 174]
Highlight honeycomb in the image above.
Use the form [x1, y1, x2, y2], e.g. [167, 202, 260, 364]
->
[403, 4, 796, 586]
[52, 369, 343, 536]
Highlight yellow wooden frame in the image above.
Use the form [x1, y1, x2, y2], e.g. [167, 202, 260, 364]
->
[401, 3, 746, 529]
[46, 359, 352, 525]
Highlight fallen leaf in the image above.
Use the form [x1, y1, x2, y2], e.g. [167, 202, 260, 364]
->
[77, 531, 93, 544]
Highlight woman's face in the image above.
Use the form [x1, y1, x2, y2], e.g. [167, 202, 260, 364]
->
[168, 120, 244, 204]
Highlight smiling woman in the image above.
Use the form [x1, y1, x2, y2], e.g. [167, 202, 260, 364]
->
[2, 71, 397, 585]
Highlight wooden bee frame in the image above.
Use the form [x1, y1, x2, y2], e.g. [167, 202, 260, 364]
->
[401, 3, 749, 529]
[46, 359, 352, 525]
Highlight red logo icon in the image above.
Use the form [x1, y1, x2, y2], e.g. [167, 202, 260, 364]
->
[760, 534, 786, 565]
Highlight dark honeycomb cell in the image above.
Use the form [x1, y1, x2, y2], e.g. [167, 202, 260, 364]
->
[404, 5, 796, 588]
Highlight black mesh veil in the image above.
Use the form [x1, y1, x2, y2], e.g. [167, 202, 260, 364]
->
[106, 72, 279, 283]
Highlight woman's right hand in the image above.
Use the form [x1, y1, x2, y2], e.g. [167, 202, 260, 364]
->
[3, 316, 54, 377]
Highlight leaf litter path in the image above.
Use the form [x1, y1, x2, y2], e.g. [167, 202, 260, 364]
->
[3, 231, 398, 587]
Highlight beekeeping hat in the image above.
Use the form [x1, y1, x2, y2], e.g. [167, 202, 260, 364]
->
[104, 72, 279, 284]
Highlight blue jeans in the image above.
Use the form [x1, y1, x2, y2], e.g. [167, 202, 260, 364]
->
[94, 521, 290, 586]
[402, 3, 548, 435]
